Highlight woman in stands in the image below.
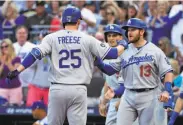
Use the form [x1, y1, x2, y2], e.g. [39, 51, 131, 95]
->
[0, 39, 22, 106]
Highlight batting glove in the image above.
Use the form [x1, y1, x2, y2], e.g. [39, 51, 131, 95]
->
[117, 40, 128, 49]
[6, 69, 20, 84]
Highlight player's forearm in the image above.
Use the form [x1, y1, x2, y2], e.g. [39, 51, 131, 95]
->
[97, 63, 118, 76]
[168, 96, 183, 125]
[17, 53, 37, 72]
[103, 82, 108, 94]
[174, 97, 183, 113]
[164, 72, 173, 83]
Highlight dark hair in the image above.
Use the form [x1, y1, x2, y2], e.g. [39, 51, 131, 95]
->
[63, 22, 77, 28]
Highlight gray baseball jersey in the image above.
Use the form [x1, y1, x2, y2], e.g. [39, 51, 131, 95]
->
[112, 42, 172, 125]
[110, 42, 173, 89]
[35, 30, 111, 84]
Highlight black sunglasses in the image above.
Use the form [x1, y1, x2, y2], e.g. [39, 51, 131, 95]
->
[1, 45, 9, 49]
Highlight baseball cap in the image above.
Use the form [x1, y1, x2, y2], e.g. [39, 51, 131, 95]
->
[36, 1, 45, 6]
[31, 101, 47, 111]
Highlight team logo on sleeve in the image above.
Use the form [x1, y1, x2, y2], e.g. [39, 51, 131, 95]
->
[100, 43, 106, 48]
[165, 57, 170, 65]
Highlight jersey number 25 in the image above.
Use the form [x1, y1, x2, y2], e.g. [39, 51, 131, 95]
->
[59, 49, 81, 68]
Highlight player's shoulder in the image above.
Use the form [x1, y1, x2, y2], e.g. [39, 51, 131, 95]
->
[23, 42, 36, 49]
[146, 42, 161, 51]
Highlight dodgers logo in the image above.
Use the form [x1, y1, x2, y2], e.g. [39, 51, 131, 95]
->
[127, 20, 131, 25]
[109, 25, 114, 29]
[66, 16, 72, 22]
[121, 54, 154, 68]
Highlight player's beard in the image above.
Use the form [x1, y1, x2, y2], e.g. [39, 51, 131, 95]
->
[129, 33, 140, 43]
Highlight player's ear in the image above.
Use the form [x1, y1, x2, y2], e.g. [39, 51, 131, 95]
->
[139, 29, 145, 37]
[77, 20, 81, 26]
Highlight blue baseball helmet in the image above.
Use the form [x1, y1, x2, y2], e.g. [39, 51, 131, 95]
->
[31, 100, 47, 111]
[104, 24, 127, 42]
[122, 18, 147, 30]
[62, 6, 82, 24]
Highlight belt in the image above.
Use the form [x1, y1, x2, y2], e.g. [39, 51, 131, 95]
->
[129, 87, 156, 92]
[51, 82, 86, 86]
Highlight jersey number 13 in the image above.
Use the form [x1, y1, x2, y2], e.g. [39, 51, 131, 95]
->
[140, 64, 152, 77]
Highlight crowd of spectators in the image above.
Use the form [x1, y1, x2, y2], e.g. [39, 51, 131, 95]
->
[0, 0, 183, 109]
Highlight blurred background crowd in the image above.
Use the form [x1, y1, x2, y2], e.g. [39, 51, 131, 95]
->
[0, 0, 183, 114]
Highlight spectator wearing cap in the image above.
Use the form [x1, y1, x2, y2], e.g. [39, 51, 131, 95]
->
[1, 1, 26, 41]
[26, 30, 51, 107]
[31, 100, 48, 125]
[26, 1, 52, 41]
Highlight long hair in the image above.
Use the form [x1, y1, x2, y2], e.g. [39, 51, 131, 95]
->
[5, 2, 18, 18]
[0, 38, 16, 61]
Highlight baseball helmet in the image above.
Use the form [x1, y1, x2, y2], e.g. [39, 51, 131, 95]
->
[122, 18, 147, 30]
[31, 100, 47, 111]
[62, 6, 82, 24]
[104, 24, 127, 42]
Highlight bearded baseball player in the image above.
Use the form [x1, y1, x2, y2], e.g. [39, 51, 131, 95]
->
[94, 18, 174, 125]
[6, 6, 128, 125]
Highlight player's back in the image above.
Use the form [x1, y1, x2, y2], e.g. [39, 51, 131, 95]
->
[47, 30, 97, 84]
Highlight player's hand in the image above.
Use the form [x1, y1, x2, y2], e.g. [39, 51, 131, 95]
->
[98, 103, 107, 117]
[117, 40, 128, 49]
[159, 91, 169, 102]
[104, 87, 115, 100]
[115, 100, 120, 111]
[6, 70, 20, 84]
[163, 91, 174, 112]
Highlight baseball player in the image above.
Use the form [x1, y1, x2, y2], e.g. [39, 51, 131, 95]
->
[6, 6, 128, 125]
[98, 24, 126, 125]
[94, 18, 174, 125]
[31, 100, 48, 125]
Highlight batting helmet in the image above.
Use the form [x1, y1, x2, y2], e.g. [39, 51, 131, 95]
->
[62, 6, 82, 24]
[104, 24, 127, 42]
[122, 18, 147, 30]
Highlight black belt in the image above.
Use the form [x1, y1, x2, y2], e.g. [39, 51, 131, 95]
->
[129, 87, 156, 92]
[51, 82, 86, 86]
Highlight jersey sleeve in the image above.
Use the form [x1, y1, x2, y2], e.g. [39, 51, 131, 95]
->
[118, 72, 124, 84]
[36, 35, 52, 58]
[156, 49, 173, 79]
[108, 57, 122, 72]
[89, 36, 111, 59]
